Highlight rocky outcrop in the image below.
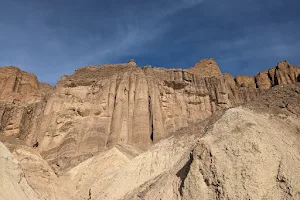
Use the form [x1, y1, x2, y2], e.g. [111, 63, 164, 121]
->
[272, 61, 300, 85]
[0, 60, 300, 175]
[0, 66, 53, 140]
[0, 101, 46, 141]
[234, 60, 300, 90]
[224, 60, 300, 105]
[187, 58, 222, 77]
[255, 70, 272, 89]
[33, 62, 232, 173]
[0, 66, 44, 103]
[235, 75, 256, 88]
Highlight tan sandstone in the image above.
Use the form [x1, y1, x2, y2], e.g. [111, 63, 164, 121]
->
[187, 58, 222, 77]
[0, 142, 42, 200]
[0, 78, 300, 199]
[0, 60, 300, 176]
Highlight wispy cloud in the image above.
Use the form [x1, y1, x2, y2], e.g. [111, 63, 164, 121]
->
[0, 0, 299, 85]
[1, 0, 206, 84]
[36, 0, 206, 76]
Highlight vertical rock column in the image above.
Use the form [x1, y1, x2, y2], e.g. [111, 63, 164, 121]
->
[143, 67, 166, 143]
[106, 69, 153, 148]
[107, 72, 130, 145]
[131, 71, 152, 148]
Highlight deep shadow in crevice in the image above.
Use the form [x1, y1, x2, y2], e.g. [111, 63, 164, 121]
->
[176, 151, 194, 196]
[150, 122, 154, 142]
[148, 95, 154, 142]
[32, 142, 39, 148]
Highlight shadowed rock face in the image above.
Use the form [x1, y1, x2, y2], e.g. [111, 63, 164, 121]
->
[0, 60, 299, 174]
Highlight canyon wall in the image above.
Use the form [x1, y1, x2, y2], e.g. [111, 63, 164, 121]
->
[0, 59, 299, 172]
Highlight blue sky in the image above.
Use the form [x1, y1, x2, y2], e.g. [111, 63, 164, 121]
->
[0, 0, 299, 85]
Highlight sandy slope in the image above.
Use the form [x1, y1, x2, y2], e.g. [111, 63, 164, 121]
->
[0, 142, 42, 200]
[59, 144, 143, 199]
[12, 145, 70, 200]
[182, 107, 300, 200]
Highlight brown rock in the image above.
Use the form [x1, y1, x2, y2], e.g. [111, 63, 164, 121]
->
[235, 75, 256, 88]
[35, 62, 232, 174]
[0, 60, 299, 176]
[273, 61, 299, 85]
[223, 73, 236, 87]
[127, 59, 137, 66]
[0, 66, 51, 141]
[255, 70, 272, 89]
[0, 60, 300, 200]
[187, 58, 222, 77]
[0, 66, 42, 103]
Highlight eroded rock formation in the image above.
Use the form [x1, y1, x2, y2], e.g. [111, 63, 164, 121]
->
[0, 59, 299, 175]
[187, 58, 221, 77]
[0, 67, 52, 142]
[0, 60, 300, 199]
[0, 66, 41, 103]
[32, 61, 233, 172]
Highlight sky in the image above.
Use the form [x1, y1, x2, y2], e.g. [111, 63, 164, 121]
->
[0, 0, 299, 85]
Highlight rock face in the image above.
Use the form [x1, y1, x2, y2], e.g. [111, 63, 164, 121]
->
[0, 66, 42, 103]
[187, 58, 222, 77]
[0, 66, 53, 139]
[0, 77, 300, 200]
[234, 60, 300, 89]
[31, 62, 233, 173]
[255, 70, 272, 89]
[224, 60, 300, 104]
[235, 75, 256, 88]
[0, 60, 300, 175]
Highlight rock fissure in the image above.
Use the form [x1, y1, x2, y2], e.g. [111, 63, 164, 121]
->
[12, 76, 19, 93]
[148, 95, 154, 142]
[276, 161, 293, 198]
[176, 151, 194, 196]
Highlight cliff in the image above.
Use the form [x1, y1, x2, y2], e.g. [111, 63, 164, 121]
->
[0, 59, 299, 174]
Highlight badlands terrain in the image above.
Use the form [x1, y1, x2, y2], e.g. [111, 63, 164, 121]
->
[1, 59, 300, 200]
